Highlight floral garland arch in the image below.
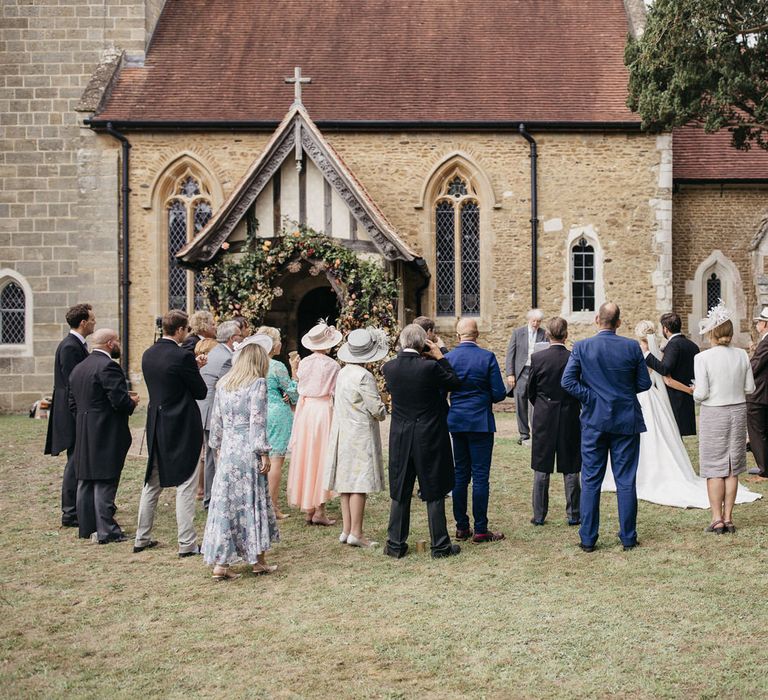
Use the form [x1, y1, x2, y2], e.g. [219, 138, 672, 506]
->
[201, 225, 400, 341]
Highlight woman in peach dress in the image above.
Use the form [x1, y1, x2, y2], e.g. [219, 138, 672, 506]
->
[287, 322, 341, 526]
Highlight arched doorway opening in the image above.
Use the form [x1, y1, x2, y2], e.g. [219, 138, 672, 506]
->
[296, 286, 340, 357]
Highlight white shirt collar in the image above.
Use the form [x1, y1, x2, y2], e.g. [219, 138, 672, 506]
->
[402, 348, 419, 354]
[93, 348, 111, 358]
[70, 329, 86, 345]
[162, 336, 181, 346]
[762, 332, 768, 342]
[667, 332, 682, 340]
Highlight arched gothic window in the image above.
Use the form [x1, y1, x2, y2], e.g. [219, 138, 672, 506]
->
[571, 238, 595, 312]
[0, 281, 25, 344]
[434, 172, 480, 316]
[166, 174, 213, 312]
[706, 272, 721, 312]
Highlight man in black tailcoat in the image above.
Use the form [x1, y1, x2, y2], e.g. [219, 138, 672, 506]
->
[527, 317, 582, 526]
[68, 329, 138, 542]
[44, 303, 95, 527]
[382, 323, 463, 559]
[747, 307, 768, 478]
[134, 310, 208, 557]
[643, 312, 699, 436]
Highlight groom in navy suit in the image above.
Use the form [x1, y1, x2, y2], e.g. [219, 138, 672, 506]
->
[561, 303, 651, 551]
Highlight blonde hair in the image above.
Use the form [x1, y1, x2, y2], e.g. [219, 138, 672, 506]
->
[188, 310, 214, 336]
[194, 338, 218, 357]
[255, 325, 281, 355]
[709, 319, 733, 346]
[218, 343, 269, 391]
[634, 320, 656, 339]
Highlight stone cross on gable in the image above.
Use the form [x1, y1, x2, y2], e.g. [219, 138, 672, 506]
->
[285, 66, 311, 108]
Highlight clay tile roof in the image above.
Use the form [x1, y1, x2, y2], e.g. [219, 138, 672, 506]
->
[674, 128, 768, 181]
[96, 0, 639, 125]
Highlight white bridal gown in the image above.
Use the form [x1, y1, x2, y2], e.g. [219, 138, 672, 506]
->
[602, 335, 762, 508]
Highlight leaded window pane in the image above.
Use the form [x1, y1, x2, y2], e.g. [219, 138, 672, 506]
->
[572, 239, 595, 312]
[435, 201, 455, 316]
[168, 200, 188, 310]
[194, 200, 213, 233]
[447, 176, 468, 198]
[0, 282, 25, 344]
[180, 176, 201, 198]
[461, 201, 481, 316]
[706, 273, 721, 312]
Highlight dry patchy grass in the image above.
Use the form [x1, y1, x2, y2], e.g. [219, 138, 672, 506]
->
[1, 413, 767, 699]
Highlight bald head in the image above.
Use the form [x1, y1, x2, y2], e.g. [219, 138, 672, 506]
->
[597, 302, 621, 330]
[91, 328, 118, 347]
[456, 318, 479, 341]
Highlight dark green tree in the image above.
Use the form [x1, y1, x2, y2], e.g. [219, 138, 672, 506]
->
[625, 0, 768, 150]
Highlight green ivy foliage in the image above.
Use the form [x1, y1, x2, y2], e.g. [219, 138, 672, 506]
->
[626, 0, 768, 150]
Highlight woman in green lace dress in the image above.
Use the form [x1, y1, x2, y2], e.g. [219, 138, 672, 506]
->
[257, 326, 299, 519]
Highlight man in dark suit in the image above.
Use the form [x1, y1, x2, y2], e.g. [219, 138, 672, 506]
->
[44, 303, 95, 527]
[528, 317, 581, 526]
[505, 309, 546, 444]
[444, 318, 507, 542]
[68, 329, 138, 542]
[642, 312, 699, 436]
[134, 309, 208, 557]
[382, 323, 463, 559]
[747, 307, 768, 478]
[561, 302, 651, 552]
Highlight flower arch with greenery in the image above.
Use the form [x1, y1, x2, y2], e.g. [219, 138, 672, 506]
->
[201, 225, 400, 340]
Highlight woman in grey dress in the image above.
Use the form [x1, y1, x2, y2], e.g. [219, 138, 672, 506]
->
[694, 303, 756, 534]
[203, 342, 279, 580]
[324, 328, 389, 548]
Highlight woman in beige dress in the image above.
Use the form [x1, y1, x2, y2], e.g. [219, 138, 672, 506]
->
[694, 302, 755, 534]
[324, 328, 389, 547]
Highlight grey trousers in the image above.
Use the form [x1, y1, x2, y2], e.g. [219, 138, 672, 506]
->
[76, 479, 121, 541]
[532, 470, 581, 524]
[515, 367, 532, 439]
[134, 459, 199, 554]
[61, 447, 78, 524]
[203, 429, 216, 509]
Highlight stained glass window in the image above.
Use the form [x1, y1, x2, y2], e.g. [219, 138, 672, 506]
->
[0, 282, 25, 344]
[572, 238, 595, 312]
[706, 273, 721, 312]
[434, 173, 480, 317]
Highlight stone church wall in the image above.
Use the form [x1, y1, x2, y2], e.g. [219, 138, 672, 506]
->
[672, 185, 768, 347]
[0, 0, 162, 412]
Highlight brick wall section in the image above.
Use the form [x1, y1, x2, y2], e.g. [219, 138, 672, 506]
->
[672, 185, 768, 342]
[0, 0, 158, 412]
[121, 131, 666, 387]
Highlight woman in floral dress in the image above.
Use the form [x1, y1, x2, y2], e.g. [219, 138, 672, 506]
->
[256, 326, 300, 520]
[287, 321, 341, 526]
[202, 343, 279, 580]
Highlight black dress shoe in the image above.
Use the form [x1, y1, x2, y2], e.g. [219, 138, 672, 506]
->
[61, 520, 78, 528]
[516, 437, 523, 445]
[133, 540, 159, 553]
[431, 544, 461, 559]
[622, 543, 638, 551]
[383, 543, 408, 559]
[530, 518, 545, 526]
[579, 542, 596, 553]
[455, 528, 473, 540]
[178, 547, 201, 558]
[109, 534, 129, 543]
[568, 519, 581, 526]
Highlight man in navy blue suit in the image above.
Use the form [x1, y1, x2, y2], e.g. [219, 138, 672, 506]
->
[561, 302, 651, 552]
[445, 318, 508, 543]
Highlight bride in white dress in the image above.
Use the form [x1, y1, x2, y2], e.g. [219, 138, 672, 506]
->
[602, 321, 761, 508]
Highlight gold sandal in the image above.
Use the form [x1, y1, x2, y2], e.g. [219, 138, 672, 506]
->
[252, 563, 278, 575]
[212, 567, 242, 581]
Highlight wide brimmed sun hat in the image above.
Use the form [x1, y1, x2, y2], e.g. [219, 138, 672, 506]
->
[754, 307, 768, 322]
[337, 328, 390, 364]
[698, 299, 732, 335]
[232, 333, 273, 364]
[301, 321, 342, 351]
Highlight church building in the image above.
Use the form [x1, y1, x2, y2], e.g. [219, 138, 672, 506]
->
[0, 0, 766, 409]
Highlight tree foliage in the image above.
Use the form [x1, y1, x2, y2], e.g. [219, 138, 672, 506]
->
[626, 0, 768, 150]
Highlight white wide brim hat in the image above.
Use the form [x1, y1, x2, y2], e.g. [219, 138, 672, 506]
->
[698, 299, 732, 335]
[754, 306, 768, 322]
[301, 322, 342, 351]
[233, 333, 273, 357]
[337, 327, 390, 364]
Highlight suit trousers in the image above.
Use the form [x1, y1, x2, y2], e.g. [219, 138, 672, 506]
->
[61, 446, 78, 524]
[515, 367, 532, 439]
[76, 479, 121, 541]
[386, 457, 451, 556]
[747, 402, 768, 474]
[203, 429, 216, 509]
[531, 470, 581, 524]
[135, 456, 199, 554]
[451, 432, 494, 534]
[579, 429, 640, 548]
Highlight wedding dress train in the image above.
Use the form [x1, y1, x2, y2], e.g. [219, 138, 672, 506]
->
[602, 336, 761, 509]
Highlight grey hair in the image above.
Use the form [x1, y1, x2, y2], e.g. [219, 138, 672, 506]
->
[527, 308, 544, 321]
[399, 323, 427, 351]
[216, 320, 241, 343]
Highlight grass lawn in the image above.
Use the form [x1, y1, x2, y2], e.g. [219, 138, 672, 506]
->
[1, 411, 767, 699]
